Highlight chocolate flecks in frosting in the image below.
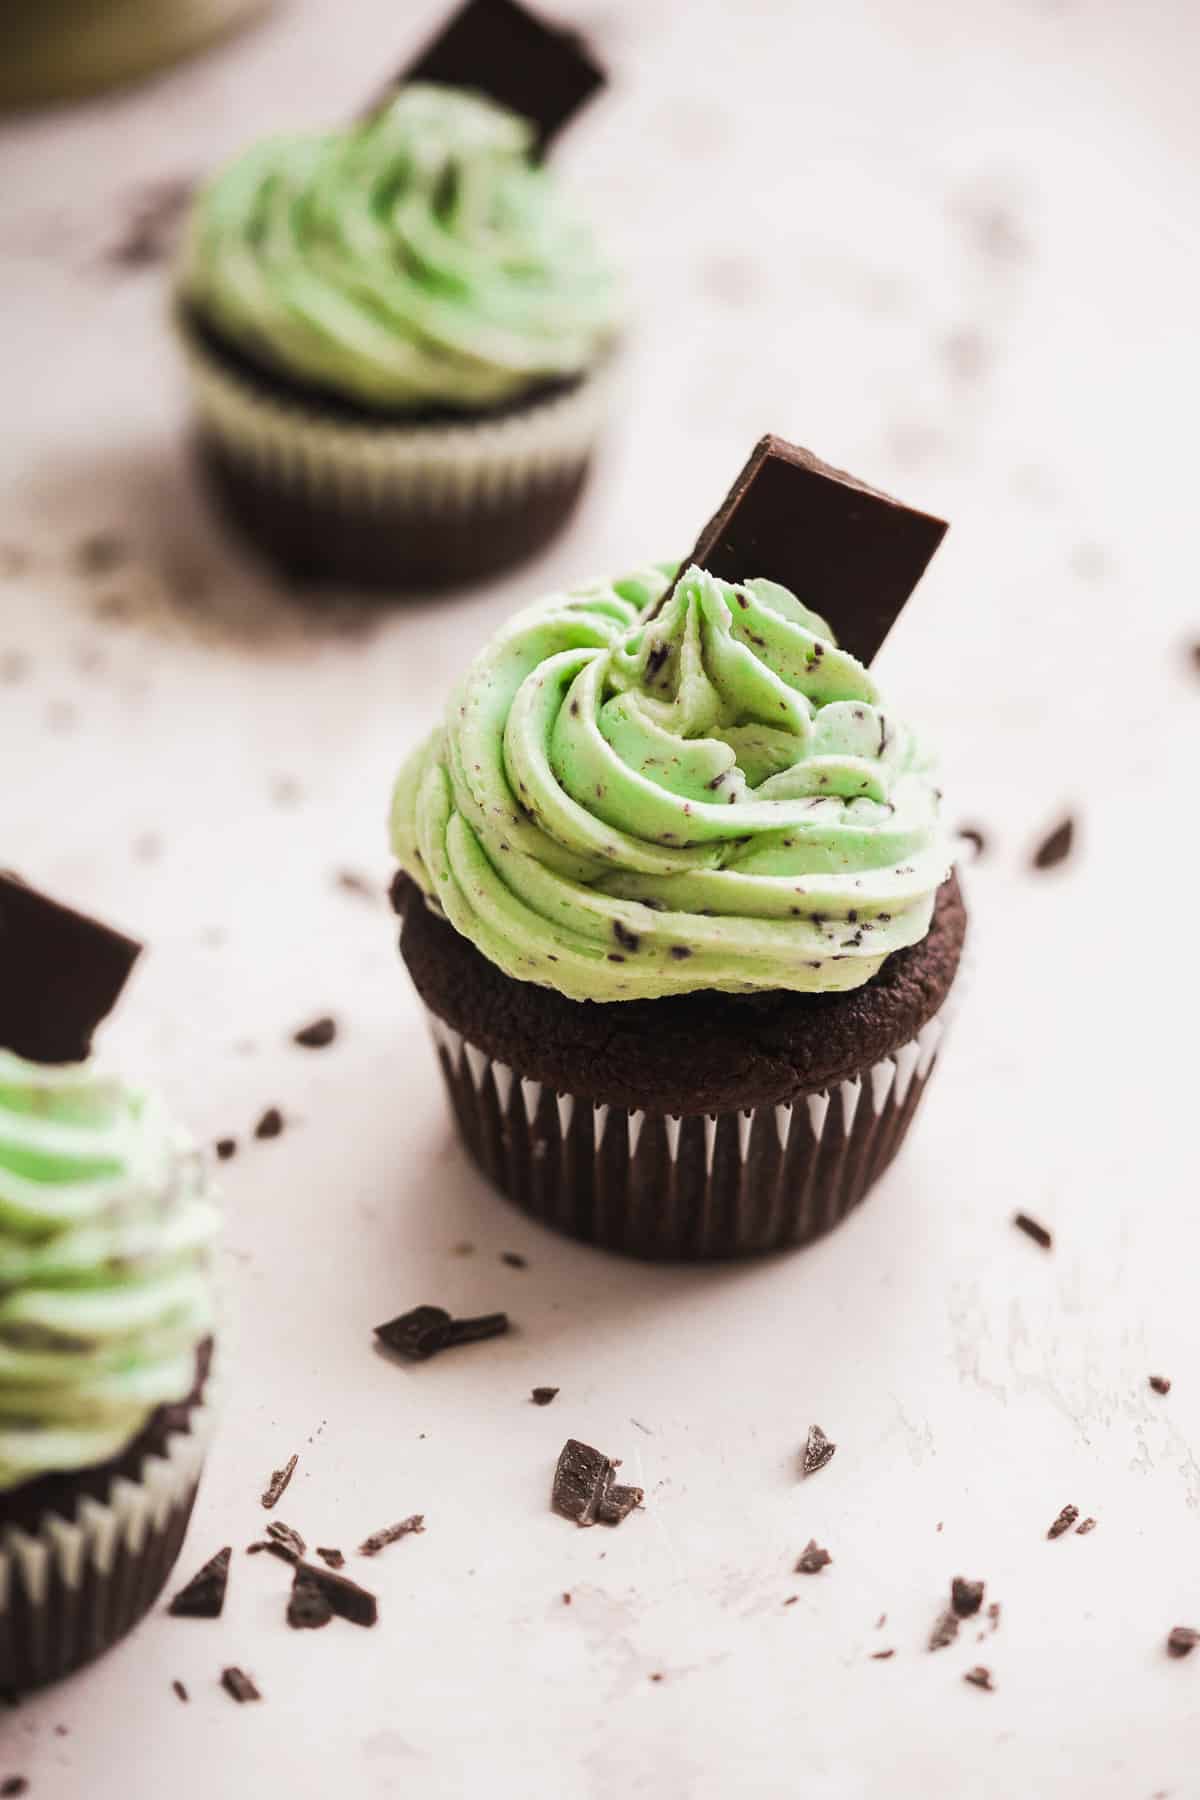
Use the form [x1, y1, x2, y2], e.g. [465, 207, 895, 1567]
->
[612, 921, 640, 953]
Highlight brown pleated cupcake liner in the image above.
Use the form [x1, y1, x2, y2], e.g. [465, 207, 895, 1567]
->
[420, 976, 965, 1261]
[175, 314, 613, 590]
[0, 1383, 215, 1693]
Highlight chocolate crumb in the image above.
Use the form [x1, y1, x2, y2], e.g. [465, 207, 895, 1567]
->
[261, 1453, 299, 1509]
[215, 1137, 237, 1161]
[1032, 816, 1075, 870]
[172, 1680, 189, 1703]
[963, 1666, 994, 1691]
[875, 1613, 887, 1629]
[1150, 1375, 1172, 1395]
[168, 1546, 231, 1618]
[1014, 1211, 1053, 1250]
[292, 1016, 337, 1049]
[531, 1387, 559, 1406]
[871, 1649, 895, 1660]
[358, 1515, 424, 1557]
[552, 1439, 643, 1528]
[1, 1779, 29, 1796]
[316, 1547, 345, 1570]
[957, 824, 988, 859]
[1076, 1517, 1097, 1535]
[334, 870, 377, 903]
[374, 1305, 509, 1360]
[501, 1251, 528, 1269]
[562, 1592, 572, 1605]
[802, 1424, 836, 1477]
[1047, 1503, 1079, 1540]
[929, 1609, 960, 1651]
[783, 1596, 799, 1607]
[952, 1578, 986, 1619]
[107, 176, 194, 268]
[1167, 1626, 1200, 1658]
[795, 1539, 832, 1574]
[221, 1667, 261, 1703]
[254, 1107, 285, 1141]
[290, 1561, 377, 1628]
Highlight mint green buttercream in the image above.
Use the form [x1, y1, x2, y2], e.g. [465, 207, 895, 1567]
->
[180, 84, 619, 414]
[0, 1052, 219, 1492]
[390, 564, 950, 1002]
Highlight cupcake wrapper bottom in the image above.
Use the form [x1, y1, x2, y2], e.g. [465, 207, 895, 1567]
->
[421, 986, 962, 1261]
[177, 319, 611, 591]
[0, 1387, 215, 1692]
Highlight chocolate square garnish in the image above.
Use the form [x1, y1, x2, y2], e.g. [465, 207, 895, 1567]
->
[397, 0, 604, 152]
[0, 874, 141, 1064]
[552, 1438, 643, 1528]
[660, 434, 948, 666]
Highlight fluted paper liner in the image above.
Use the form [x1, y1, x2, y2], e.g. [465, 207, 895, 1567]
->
[422, 980, 965, 1260]
[0, 1378, 216, 1692]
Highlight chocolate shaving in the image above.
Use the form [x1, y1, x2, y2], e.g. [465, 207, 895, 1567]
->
[952, 1578, 986, 1619]
[0, 874, 142, 1064]
[929, 1609, 960, 1652]
[335, 870, 377, 902]
[957, 824, 988, 859]
[651, 434, 947, 665]
[963, 1665, 994, 1690]
[870, 1649, 895, 1661]
[1167, 1626, 1200, 1659]
[261, 1454, 299, 1509]
[221, 1667, 261, 1703]
[1047, 1503, 1079, 1540]
[1076, 1516, 1097, 1536]
[802, 1424, 836, 1477]
[290, 1561, 378, 1628]
[260, 1521, 306, 1563]
[254, 1107, 285, 1140]
[795, 1539, 832, 1574]
[552, 1439, 643, 1528]
[1150, 1374, 1172, 1395]
[1014, 1211, 1053, 1250]
[393, 0, 605, 153]
[172, 1680, 189, 1703]
[358, 1515, 424, 1557]
[316, 1547, 345, 1570]
[1033, 817, 1075, 870]
[292, 1016, 337, 1049]
[168, 1546, 231, 1619]
[531, 1386, 559, 1406]
[374, 1304, 509, 1360]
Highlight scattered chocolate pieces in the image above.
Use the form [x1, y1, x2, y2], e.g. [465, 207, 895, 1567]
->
[287, 1567, 333, 1631]
[358, 1515, 424, 1557]
[929, 1610, 960, 1652]
[172, 1680, 188, 1703]
[1150, 1375, 1172, 1396]
[552, 1439, 644, 1528]
[1014, 1211, 1053, 1250]
[963, 1666, 994, 1691]
[501, 1251, 528, 1269]
[654, 434, 948, 665]
[802, 1424, 836, 1477]
[952, 1578, 986, 1619]
[0, 875, 142, 1065]
[261, 1454, 299, 1510]
[168, 1546, 231, 1619]
[957, 824, 988, 859]
[254, 1107, 285, 1141]
[215, 1137, 237, 1161]
[292, 1016, 337, 1050]
[1033, 817, 1075, 871]
[531, 1387, 559, 1406]
[795, 1540, 832, 1575]
[397, 0, 605, 153]
[871, 1649, 895, 1661]
[316, 1547, 345, 1570]
[1076, 1517, 1097, 1536]
[1047, 1504, 1080, 1540]
[290, 1561, 377, 1628]
[1167, 1626, 1200, 1659]
[374, 1305, 509, 1360]
[221, 1667, 261, 1703]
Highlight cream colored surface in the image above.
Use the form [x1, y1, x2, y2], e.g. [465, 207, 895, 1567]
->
[0, 1, 1198, 1795]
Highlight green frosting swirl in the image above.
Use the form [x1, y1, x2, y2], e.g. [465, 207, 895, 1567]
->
[0, 1052, 219, 1493]
[180, 84, 619, 414]
[390, 563, 950, 1002]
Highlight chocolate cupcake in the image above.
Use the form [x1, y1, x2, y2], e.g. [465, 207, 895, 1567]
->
[388, 438, 966, 1259]
[175, 10, 618, 592]
[0, 879, 219, 1691]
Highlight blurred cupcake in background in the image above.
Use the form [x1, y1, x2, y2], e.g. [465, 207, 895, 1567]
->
[175, 0, 619, 592]
[0, 878, 220, 1691]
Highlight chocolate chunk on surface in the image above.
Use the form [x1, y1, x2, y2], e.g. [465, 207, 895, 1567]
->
[292, 1016, 337, 1049]
[929, 1609, 960, 1652]
[1076, 1516, 1097, 1536]
[215, 1137, 237, 1161]
[1150, 1374, 1172, 1395]
[261, 1453, 299, 1509]
[1047, 1503, 1079, 1540]
[552, 1438, 643, 1528]
[255, 1107, 285, 1140]
[397, 0, 605, 153]
[1032, 816, 1075, 870]
[1167, 1626, 1200, 1658]
[802, 1424, 836, 1477]
[168, 1546, 231, 1618]
[287, 1567, 334, 1630]
[316, 1547, 345, 1570]
[531, 1386, 559, 1406]
[795, 1540, 832, 1574]
[654, 434, 947, 665]
[1, 1779, 30, 1796]
[1014, 1211, 1053, 1250]
[0, 874, 141, 1063]
[951, 1577, 986, 1618]
[374, 1305, 509, 1359]
[265, 1521, 306, 1562]
[358, 1515, 425, 1557]
[871, 1649, 895, 1661]
[963, 1665, 994, 1690]
[172, 1680, 189, 1703]
[291, 1561, 378, 1628]
[221, 1667, 261, 1703]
